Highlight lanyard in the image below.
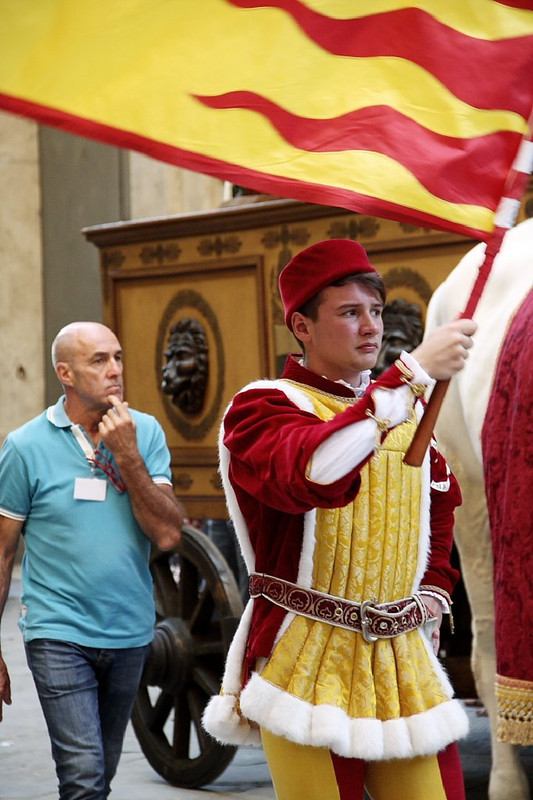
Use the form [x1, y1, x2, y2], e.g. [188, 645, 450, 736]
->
[70, 424, 126, 494]
[70, 423, 97, 465]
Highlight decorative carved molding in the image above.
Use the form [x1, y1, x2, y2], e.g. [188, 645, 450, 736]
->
[156, 289, 225, 441]
[172, 471, 194, 490]
[102, 249, 126, 270]
[197, 235, 242, 256]
[209, 471, 223, 491]
[261, 224, 310, 252]
[169, 446, 218, 466]
[327, 217, 380, 240]
[399, 223, 433, 235]
[140, 243, 181, 265]
[83, 199, 352, 248]
[383, 267, 433, 305]
[263, 224, 311, 326]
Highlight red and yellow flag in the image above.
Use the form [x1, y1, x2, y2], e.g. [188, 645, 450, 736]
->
[1, 0, 533, 240]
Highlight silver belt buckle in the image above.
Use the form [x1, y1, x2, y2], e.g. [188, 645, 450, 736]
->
[360, 599, 378, 643]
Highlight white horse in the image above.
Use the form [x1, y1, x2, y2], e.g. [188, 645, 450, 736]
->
[425, 217, 533, 800]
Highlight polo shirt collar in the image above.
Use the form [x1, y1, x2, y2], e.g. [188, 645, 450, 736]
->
[46, 396, 72, 428]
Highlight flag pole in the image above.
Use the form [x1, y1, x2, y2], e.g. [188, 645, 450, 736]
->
[404, 126, 533, 468]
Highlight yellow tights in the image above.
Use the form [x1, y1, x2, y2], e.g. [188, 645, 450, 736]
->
[261, 728, 463, 800]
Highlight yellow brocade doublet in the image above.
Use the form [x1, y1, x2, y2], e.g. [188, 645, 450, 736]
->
[260, 385, 450, 729]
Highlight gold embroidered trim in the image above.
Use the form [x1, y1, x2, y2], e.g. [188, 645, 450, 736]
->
[365, 408, 391, 452]
[395, 358, 414, 380]
[395, 358, 427, 398]
[282, 379, 359, 404]
[405, 380, 427, 398]
[365, 408, 391, 431]
[495, 674, 533, 746]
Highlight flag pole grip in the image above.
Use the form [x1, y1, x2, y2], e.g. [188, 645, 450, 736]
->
[403, 379, 450, 467]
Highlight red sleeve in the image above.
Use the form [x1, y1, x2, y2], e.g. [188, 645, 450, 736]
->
[421, 443, 462, 596]
[223, 362, 422, 515]
[224, 388, 366, 514]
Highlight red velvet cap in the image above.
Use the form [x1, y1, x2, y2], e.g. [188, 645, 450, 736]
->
[279, 239, 377, 330]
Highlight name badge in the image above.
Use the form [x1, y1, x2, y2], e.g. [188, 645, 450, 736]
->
[74, 477, 107, 501]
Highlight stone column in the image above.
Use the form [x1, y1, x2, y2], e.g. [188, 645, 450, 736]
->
[0, 111, 44, 442]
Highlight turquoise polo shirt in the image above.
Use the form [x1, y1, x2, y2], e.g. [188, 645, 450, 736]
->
[0, 397, 173, 648]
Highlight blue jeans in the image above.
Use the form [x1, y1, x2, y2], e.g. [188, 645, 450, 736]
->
[25, 639, 150, 800]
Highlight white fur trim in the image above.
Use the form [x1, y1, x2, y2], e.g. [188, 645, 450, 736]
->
[220, 599, 254, 696]
[372, 384, 414, 428]
[419, 625, 456, 697]
[202, 600, 262, 745]
[217, 408, 255, 573]
[297, 508, 317, 587]
[217, 379, 315, 574]
[238, 672, 469, 760]
[202, 693, 262, 747]
[262, 379, 316, 414]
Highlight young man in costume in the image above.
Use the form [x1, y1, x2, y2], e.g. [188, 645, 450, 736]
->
[203, 240, 476, 800]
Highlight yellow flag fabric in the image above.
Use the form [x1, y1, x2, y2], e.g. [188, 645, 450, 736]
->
[1, 0, 533, 240]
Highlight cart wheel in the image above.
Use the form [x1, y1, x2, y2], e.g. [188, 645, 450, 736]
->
[132, 523, 243, 788]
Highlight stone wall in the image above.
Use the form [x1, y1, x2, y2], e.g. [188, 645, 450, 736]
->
[0, 112, 44, 442]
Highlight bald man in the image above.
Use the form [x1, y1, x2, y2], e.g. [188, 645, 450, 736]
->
[0, 321, 183, 800]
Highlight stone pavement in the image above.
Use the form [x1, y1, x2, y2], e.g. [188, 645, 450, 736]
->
[2, 571, 532, 800]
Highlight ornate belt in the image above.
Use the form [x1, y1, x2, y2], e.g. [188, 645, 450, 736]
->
[249, 573, 431, 642]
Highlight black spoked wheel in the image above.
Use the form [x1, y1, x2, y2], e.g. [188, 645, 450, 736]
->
[131, 523, 243, 788]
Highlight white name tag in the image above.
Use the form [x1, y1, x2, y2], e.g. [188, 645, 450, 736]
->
[74, 477, 107, 501]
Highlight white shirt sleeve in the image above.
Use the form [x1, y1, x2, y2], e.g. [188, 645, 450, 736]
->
[307, 352, 434, 485]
